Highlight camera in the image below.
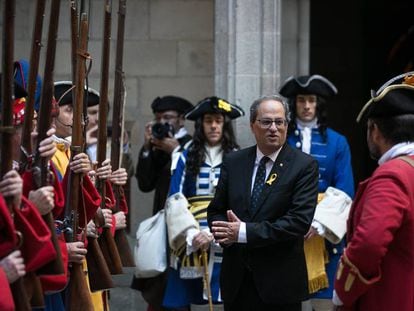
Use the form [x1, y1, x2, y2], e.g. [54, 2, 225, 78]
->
[151, 122, 174, 139]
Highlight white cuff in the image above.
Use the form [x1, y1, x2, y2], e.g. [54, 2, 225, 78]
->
[332, 290, 344, 306]
[186, 228, 200, 255]
[312, 220, 326, 236]
[238, 222, 247, 243]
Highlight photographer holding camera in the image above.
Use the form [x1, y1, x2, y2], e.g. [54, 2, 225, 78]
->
[133, 96, 193, 311]
[136, 96, 193, 215]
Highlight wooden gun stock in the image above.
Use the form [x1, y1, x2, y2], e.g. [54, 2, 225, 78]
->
[66, 263, 94, 311]
[23, 271, 45, 308]
[86, 236, 114, 291]
[98, 226, 123, 274]
[114, 226, 135, 266]
[113, 186, 135, 267]
[10, 279, 31, 311]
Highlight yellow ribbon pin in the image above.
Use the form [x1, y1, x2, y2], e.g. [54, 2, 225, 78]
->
[266, 173, 277, 185]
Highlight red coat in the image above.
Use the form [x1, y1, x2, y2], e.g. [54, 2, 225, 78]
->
[335, 156, 414, 310]
[0, 268, 14, 311]
[0, 196, 15, 311]
[22, 166, 69, 292]
[61, 172, 101, 228]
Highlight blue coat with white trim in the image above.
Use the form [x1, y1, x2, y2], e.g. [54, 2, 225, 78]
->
[288, 126, 355, 299]
[164, 146, 223, 307]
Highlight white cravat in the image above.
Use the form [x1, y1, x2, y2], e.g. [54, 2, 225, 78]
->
[296, 118, 318, 155]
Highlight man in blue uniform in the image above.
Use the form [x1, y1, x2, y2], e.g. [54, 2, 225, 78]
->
[280, 75, 354, 311]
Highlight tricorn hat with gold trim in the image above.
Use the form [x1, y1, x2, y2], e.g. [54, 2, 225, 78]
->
[185, 96, 245, 120]
[356, 72, 414, 122]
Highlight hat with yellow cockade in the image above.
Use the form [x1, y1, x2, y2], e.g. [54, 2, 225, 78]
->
[185, 96, 245, 121]
[356, 72, 414, 122]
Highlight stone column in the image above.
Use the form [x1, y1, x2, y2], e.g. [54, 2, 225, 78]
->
[215, 0, 309, 147]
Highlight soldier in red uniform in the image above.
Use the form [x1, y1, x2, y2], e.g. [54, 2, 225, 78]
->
[333, 72, 414, 310]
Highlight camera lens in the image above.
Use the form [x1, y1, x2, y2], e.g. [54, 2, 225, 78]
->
[151, 122, 174, 139]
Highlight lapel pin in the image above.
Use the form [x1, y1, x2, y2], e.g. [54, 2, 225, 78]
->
[279, 163, 283, 167]
[266, 173, 277, 185]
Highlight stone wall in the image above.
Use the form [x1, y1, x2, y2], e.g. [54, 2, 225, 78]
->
[0, 0, 214, 231]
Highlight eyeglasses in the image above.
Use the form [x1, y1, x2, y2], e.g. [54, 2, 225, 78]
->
[255, 118, 287, 129]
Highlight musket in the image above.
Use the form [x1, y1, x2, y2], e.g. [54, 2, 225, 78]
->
[64, 12, 94, 311]
[110, 0, 135, 268]
[31, 0, 65, 278]
[93, 0, 123, 276]
[70, 0, 78, 89]
[87, 0, 120, 286]
[1, 1, 31, 310]
[19, 0, 46, 168]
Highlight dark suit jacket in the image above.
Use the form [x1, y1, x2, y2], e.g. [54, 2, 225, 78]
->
[207, 144, 319, 305]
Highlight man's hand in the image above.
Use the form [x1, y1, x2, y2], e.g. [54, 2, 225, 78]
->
[32, 128, 57, 162]
[211, 210, 241, 245]
[28, 186, 55, 215]
[101, 208, 113, 228]
[0, 250, 25, 283]
[143, 121, 153, 150]
[86, 220, 98, 238]
[151, 136, 179, 154]
[0, 170, 23, 207]
[304, 226, 319, 240]
[86, 124, 98, 146]
[114, 211, 127, 230]
[110, 168, 128, 186]
[70, 153, 92, 175]
[192, 231, 213, 251]
[95, 159, 112, 180]
[67, 241, 87, 263]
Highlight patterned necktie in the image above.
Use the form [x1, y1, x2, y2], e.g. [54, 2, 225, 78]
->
[250, 156, 269, 212]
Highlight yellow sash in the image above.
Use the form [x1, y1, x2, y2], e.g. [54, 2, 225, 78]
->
[304, 193, 329, 294]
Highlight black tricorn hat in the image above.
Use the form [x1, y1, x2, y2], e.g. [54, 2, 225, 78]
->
[185, 96, 245, 121]
[279, 74, 338, 99]
[151, 96, 193, 114]
[356, 72, 414, 122]
[54, 81, 100, 107]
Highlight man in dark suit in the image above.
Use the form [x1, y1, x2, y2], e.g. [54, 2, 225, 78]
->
[208, 95, 319, 311]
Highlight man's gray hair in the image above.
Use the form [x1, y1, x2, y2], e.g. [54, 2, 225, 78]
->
[249, 95, 290, 123]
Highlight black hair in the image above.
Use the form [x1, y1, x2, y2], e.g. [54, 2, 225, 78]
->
[249, 95, 290, 123]
[186, 114, 239, 177]
[371, 114, 414, 145]
[287, 95, 328, 142]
